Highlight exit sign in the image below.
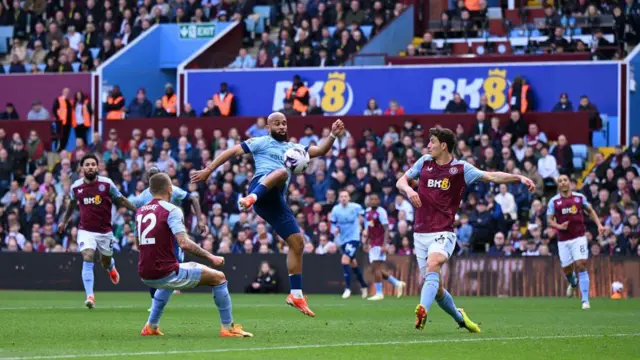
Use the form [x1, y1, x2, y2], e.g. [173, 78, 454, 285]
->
[179, 24, 215, 39]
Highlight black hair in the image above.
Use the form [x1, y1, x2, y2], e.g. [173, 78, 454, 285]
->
[80, 154, 99, 166]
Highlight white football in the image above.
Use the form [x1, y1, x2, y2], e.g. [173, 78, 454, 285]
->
[612, 281, 624, 292]
[284, 146, 310, 174]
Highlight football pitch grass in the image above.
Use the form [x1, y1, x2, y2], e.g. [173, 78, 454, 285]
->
[0, 291, 639, 360]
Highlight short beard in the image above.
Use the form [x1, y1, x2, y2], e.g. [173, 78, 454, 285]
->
[85, 171, 97, 181]
[271, 131, 288, 142]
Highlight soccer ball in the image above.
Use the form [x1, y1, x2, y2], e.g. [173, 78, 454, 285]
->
[284, 146, 310, 174]
[612, 281, 624, 293]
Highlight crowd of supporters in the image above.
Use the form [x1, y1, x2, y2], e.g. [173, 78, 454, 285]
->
[1, 115, 639, 258]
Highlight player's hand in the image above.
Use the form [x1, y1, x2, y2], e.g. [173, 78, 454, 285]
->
[558, 222, 569, 230]
[198, 221, 209, 236]
[331, 119, 344, 136]
[190, 169, 211, 184]
[58, 221, 67, 234]
[519, 175, 536, 193]
[597, 224, 606, 235]
[210, 255, 225, 267]
[252, 282, 260, 289]
[406, 188, 422, 208]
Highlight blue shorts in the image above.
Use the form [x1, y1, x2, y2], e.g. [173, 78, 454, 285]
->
[141, 262, 203, 290]
[340, 241, 361, 259]
[249, 173, 300, 240]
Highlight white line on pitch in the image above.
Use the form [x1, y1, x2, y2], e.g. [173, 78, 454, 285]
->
[0, 303, 346, 311]
[0, 333, 638, 360]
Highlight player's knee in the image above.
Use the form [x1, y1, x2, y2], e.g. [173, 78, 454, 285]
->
[82, 251, 94, 262]
[287, 235, 304, 254]
[212, 271, 227, 286]
[426, 258, 443, 272]
[575, 261, 587, 273]
[350, 259, 358, 267]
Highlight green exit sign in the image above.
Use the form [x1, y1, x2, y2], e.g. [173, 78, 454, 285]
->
[179, 24, 216, 39]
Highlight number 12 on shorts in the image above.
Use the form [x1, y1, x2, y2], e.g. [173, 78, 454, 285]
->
[136, 213, 157, 245]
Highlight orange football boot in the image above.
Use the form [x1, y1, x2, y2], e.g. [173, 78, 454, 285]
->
[415, 304, 427, 330]
[220, 324, 253, 337]
[286, 294, 315, 317]
[140, 324, 164, 336]
[238, 194, 257, 211]
[109, 267, 120, 285]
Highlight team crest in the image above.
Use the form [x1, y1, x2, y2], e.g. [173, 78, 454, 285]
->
[574, 197, 580, 203]
[449, 167, 458, 175]
[98, 184, 106, 192]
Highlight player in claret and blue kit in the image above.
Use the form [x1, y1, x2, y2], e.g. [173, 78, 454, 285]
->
[330, 191, 369, 299]
[137, 173, 252, 337]
[191, 112, 344, 316]
[547, 174, 605, 310]
[59, 154, 138, 309]
[191, 112, 345, 317]
[396, 126, 536, 332]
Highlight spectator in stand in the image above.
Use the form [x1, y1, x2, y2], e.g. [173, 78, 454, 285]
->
[509, 76, 534, 114]
[212, 82, 237, 117]
[345, 0, 366, 25]
[552, 92, 574, 112]
[229, 48, 256, 69]
[470, 110, 490, 146]
[419, 32, 438, 55]
[245, 117, 268, 138]
[98, 38, 116, 62]
[280, 99, 298, 116]
[505, 110, 527, 143]
[444, 93, 469, 113]
[300, 125, 320, 147]
[364, 98, 383, 116]
[152, 99, 169, 117]
[245, 261, 278, 293]
[552, 134, 575, 174]
[180, 103, 197, 117]
[285, 75, 309, 115]
[578, 95, 601, 144]
[127, 88, 153, 119]
[384, 100, 405, 115]
[524, 123, 548, 149]
[161, 83, 177, 117]
[476, 94, 494, 113]
[626, 136, 640, 164]
[1, 103, 19, 120]
[306, 97, 324, 115]
[27, 100, 50, 121]
[538, 144, 559, 185]
[105, 85, 126, 120]
[258, 32, 277, 58]
[256, 49, 273, 68]
[29, 40, 47, 66]
[8, 55, 26, 73]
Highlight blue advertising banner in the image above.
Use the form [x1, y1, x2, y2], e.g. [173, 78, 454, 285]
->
[185, 63, 619, 117]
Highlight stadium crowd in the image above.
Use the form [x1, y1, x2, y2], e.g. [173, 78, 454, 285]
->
[1, 114, 639, 258]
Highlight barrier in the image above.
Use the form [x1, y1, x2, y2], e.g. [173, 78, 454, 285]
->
[104, 113, 592, 144]
[184, 62, 620, 120]
[1, 253, 637, 297]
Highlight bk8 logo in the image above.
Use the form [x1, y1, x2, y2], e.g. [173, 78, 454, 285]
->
[272, 72, 354, 115]
[426, 178, 450, 190]
[83, 195, 102, 205]
[429, 68, 510, 113]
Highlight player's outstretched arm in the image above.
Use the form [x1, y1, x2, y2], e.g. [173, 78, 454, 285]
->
[308, 119, 344, 158]
[115, 196, 137, 212]
[175, 231, 224, 267]
[481, 171, 536, 192]
[396, 175, 422, 208]
[189, 194, 208, 235]
[58, 199, 77, 234]
[190, 144, 245, 183]
[547, 215, 568, 231]
[585, 204, 606, 235]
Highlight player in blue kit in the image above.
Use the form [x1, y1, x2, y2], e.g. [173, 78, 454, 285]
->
[192, 112, 345, 317]
[330, 191, 369, 299]
[133, 167, 207, 306]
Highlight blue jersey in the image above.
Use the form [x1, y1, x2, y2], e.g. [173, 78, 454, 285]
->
[241, 136, 304, 178]
[132, 185, 189, 208]
[330, 202, 365, 245]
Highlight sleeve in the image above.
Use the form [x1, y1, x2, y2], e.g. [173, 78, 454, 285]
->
[167, 207, 187, 235]
[356, 204, 365, 216]
[405, 155, 431, 180]
[330, 206, 338, 225]
[462, 161, 485, 185]
[131, 195, 143, 208]
[107, 179, 123, 199]
[378, 208, 389, 226]
[546, 199, 555, 216]
[241, 136, 267, 154]
[172, 186, 189, 202]
[69, 186, 76, 201]
[579, 193, 590, 207]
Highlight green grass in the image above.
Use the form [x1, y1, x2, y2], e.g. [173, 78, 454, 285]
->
[0, 291, 639, 360]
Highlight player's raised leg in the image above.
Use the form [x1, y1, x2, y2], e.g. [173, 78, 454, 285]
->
[283, 232, 315, 316]
[350, 258, 368, 299]
[379, 266, 405, 299]
[100, 254, 119, 285]
[80, 248, 96, 309]
[238, 168, 288, 211]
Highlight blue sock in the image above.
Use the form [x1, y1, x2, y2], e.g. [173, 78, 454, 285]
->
[578, 271, 590, 303]
[251, 184, 269, 199]
[352, 266, 367, 288]
[81, 261, 94, 296]
[387, 275, 400, 287]
[420, 272, 440, 312]
[149, 287, 157, 299]
[289, 274, 303, 297]
[107, 258, 115, 271]
[436, 289, 464, 323]
[213, 281, 233, 327]
[147, 289, 173, 327]
[565, 273, 578, 287]
[375, 282, 383, 295]
[342, 264, 352, 289]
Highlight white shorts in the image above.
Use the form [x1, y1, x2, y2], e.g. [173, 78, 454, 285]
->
[141, 262, 204, 290]
[414, 232, 457, 261]
[558, 236, 589, 267]
[369, 246, 386, 263]
[78, 229, 116, 257]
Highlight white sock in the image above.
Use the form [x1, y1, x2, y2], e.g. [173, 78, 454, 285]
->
[290, 289, 303, 298]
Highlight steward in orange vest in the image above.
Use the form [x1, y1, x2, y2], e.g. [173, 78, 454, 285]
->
[71, 91, 93, 145]
[212, 82, 237, 116]
[52, 87, 73, 150]
[508, 76, 534, 114]
[285, 75, 309, 114]
[105, 85, 126, 120]
[162, 83, 177, 116]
